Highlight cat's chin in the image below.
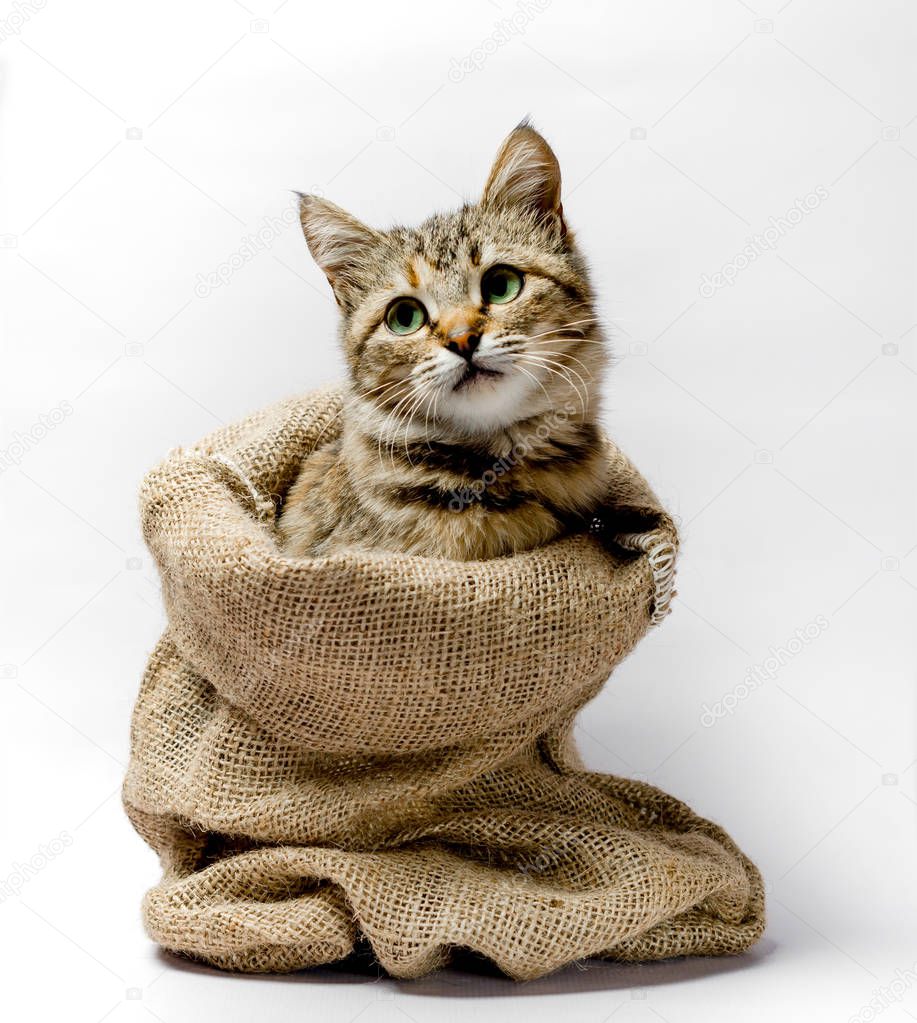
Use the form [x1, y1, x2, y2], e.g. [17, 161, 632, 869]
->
[437, 367, 537, 435]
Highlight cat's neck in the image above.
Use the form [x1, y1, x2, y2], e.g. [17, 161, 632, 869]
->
[345, 389, 599, 464]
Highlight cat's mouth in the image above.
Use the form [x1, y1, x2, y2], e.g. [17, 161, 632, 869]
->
[453, 363, 503, 391]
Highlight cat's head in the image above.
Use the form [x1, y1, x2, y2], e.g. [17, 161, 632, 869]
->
[298, 122, 604, 436]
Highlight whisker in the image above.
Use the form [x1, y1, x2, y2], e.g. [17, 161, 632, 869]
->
[513, 353, 590, 418]
[518, 346, 595, 378]
[498, 332, 606, 353]
[512, 362, 555, 408]
[519, 350, 593, 394]
[376, 388, 417, 471]
[522, 335, 607, 347]
[386, 390, 423, 469]
[311, 377, 405, 452]
[422, 378, 443, 453]
[399, 383, 435, 467]
[523, 318, 601, 341]
[428, 384, 442, 450]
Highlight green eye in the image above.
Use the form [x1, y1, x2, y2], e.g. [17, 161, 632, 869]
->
[385, 297, 427, 335]
[481, 265, 524, 305]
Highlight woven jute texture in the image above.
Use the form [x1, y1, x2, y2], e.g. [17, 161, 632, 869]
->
[124, 387, 765, 980]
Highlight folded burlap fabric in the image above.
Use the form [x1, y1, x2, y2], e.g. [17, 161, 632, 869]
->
[123, 387, 765, 980]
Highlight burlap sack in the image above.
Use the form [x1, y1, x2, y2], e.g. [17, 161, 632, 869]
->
[123, 386, 765, 981]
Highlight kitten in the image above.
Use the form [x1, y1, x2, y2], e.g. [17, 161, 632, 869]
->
[278, 121, 609, 561]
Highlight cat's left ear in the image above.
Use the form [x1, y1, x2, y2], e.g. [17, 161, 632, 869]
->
[298, 193, 379, 304]
[481, 121, 566, 235]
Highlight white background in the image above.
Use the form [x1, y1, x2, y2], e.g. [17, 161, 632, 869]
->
[2, 1, 916, 1020]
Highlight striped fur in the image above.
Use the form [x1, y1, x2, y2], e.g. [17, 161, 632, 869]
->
[279, 123, 610, 560]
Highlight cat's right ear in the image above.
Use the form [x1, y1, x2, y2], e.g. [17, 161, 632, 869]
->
[297, 193, 378, 304]
[481, 121, 565, 235]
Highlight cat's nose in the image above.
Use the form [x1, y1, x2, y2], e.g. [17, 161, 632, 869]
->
[444, 329, 481, 361]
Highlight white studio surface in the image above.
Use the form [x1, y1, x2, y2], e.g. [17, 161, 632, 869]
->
[1, 1, 915, 1021]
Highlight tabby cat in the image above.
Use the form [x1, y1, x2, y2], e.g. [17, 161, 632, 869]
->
[278, 121, 609, 561]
